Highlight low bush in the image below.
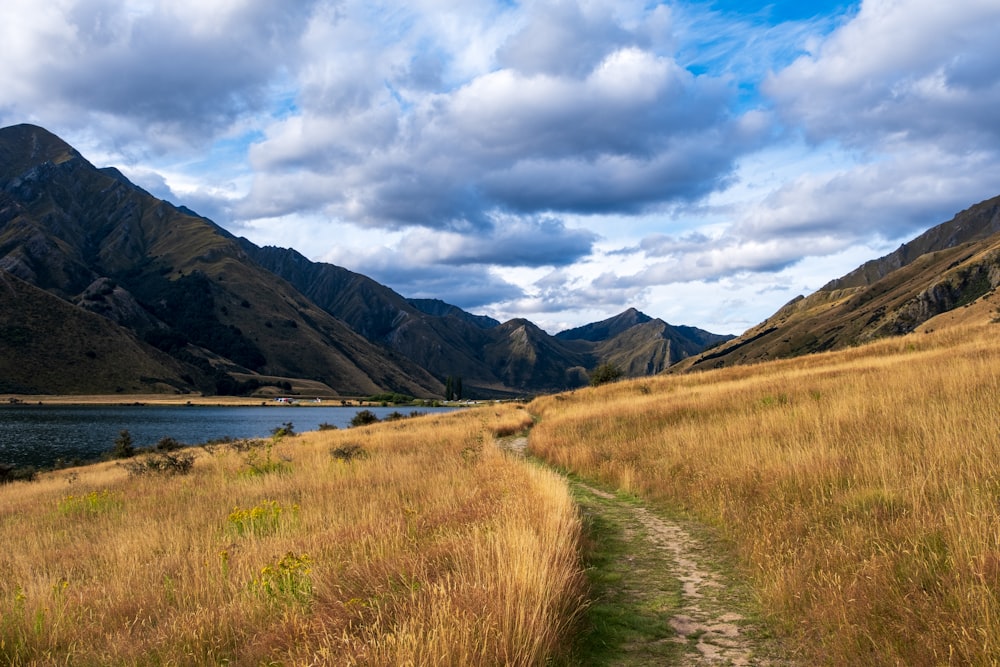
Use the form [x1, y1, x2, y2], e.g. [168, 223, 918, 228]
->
[57, 489, 122, 516]
[330, 443, 368, 462]
[589, 363, 624, 386]
[155, 436, 183, 451]
[0, 462, 37, 485]
[228, 500, 297, 537]
[109, 430, 136, 459]
[349, 409, 380, 427]
[122, 451, 195, 477]
[271, 422, 295, 438]
[241, 442, 290, 477]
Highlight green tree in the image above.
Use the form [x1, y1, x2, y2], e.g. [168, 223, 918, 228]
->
[590, 363, 624, 387]
[111, 429, 136, 459]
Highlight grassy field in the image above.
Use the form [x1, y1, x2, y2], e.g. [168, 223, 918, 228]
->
[7, 323, 1000, 664]
[529, 324, 1000, 666]
[0, 405, 584, 665]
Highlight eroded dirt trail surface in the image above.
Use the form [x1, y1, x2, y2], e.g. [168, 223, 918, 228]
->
[505, 436, 791, 666]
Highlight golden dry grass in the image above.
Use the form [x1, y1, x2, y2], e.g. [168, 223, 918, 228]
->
[0, 405, 584, 665]
[530, 324, 1000, 666]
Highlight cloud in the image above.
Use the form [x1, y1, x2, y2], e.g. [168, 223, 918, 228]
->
[321, 243, 526, 310]
[237, 3, 761, 231]
[3, 0, 998, 336]
[494, 1, 636, 78]
[734, 148, 1000, 241]
[0, 0, 316, 153]
[602, 140, 1000, 290]
[765, 0, 1000, 150]
[394, 216, 597, 267]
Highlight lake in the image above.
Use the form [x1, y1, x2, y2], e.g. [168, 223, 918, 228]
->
[0, 404, 459, 469]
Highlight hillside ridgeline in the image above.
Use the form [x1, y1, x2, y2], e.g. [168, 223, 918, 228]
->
[0, 123, 729, 398]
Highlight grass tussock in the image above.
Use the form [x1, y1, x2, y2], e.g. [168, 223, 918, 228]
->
[529, 324, 1000, 666]
[0, 405, 584, 665]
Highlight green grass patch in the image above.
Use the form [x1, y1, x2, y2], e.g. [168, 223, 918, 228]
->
[56, 489, 122, 516]
[567, 482, 684, 666]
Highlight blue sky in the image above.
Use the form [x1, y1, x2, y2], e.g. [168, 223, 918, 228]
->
[2, 0, 999, 335]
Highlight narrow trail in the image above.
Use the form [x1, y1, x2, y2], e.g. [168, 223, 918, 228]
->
[504, 436, 791, 666]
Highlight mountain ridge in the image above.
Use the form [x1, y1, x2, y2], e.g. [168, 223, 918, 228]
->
[676, 193, 1000, 372]
[0, 123, 729, 397]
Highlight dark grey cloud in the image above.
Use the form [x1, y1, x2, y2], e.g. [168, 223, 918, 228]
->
[418, 216, 597, 267]
[332, 250, 526, 311]
[1, 0, 318, 152]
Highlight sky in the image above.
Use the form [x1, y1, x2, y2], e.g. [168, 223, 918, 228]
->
[2, 0, 999, 335]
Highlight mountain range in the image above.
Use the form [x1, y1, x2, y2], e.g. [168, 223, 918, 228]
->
[5, 122, 1000, 398]
[0, 123, 732, 398]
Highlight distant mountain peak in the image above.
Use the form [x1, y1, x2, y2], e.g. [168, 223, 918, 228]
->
[555, 308, 654, 342]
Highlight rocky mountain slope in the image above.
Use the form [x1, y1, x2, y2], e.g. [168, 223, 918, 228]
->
[0, 270, 195, 394]
[677, 194, 1000, 372]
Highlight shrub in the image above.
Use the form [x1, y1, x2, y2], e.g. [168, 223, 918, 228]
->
[57, 489, 121, 516]
[122, 451, 195, 477]
[155, 436, 183, 451]
[250, 552, 313, 606]
[366, 392, 414, 404]
[228, 500, 297, 537]
[330, 443, 368, 462]
[241, 442, 290, 477]
[349, 409, 380, 427]
[0, 462, 37, 485]
[589, 363, 624, 387]
[317, 422, 337, 431]
[271, 422, 295, 438]
[110, 430, 136, 459]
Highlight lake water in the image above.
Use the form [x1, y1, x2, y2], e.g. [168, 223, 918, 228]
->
[0, 405, 458, 469]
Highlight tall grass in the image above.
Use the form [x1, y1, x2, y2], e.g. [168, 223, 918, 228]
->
[0, 406, 584, 665]
[530, 325, 1000, 665]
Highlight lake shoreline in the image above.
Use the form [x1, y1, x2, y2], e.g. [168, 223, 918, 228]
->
[0, 403, 462, 469]
[1, 394, 390, 407]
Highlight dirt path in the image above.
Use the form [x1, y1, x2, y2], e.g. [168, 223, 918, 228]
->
[504, 436, 791, 666]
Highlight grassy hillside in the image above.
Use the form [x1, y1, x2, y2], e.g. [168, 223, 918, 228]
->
[0, 406, 584, 665]
[529, 321, 1000, 665]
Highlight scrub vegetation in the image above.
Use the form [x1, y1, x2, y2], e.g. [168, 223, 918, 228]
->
[529, 323, 1000, 666]
[0, 407, 584, 665]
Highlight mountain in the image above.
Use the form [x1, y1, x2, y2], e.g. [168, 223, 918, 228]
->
[0, 123, 440, 397]
[0, 123, 731, 397]
[556, 307, 653, 342]
[406, 298, 500, 329]
[0, 270, 195, 394]
[557, 308, 734, 375]
[677, 194, 1000, 372]
[240, 243, 730, 396]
